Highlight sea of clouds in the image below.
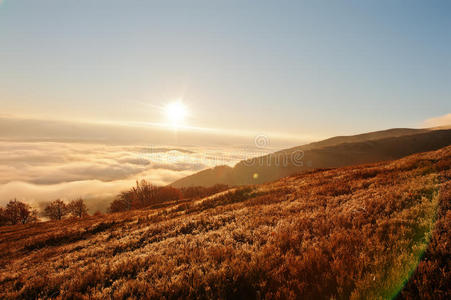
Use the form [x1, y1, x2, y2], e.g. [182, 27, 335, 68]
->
[0, 141, 259, 213]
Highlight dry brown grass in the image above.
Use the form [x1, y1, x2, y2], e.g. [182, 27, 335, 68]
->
[0, 146, 450, 299]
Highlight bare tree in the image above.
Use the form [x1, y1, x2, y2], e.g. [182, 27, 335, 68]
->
[44, 199, 68, 220]
[4, 199, 38, 225]
[109, 180, 183, 213]
[67, 198, 89, 218]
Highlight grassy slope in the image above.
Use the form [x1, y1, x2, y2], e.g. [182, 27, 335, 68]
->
[0, 147, 450, 299]
[172, 129, 451, 187]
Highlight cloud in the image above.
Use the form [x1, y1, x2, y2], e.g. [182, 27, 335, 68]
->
[0, 111, 317, 213]
[0, 142, 211, 184]
[0, 180, 129, 212]
[422, 113, 451, 128]
[0, 141, 251, 211]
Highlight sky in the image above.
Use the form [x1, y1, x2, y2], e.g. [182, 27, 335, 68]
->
[0, 0, 450, 208]
[0, 0, 450, 145]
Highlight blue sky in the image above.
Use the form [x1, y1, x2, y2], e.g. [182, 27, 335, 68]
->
[0, 0, 450, 141]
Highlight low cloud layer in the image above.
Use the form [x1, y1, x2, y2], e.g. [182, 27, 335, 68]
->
[422, 113, 451, 128]
[0, 141, 256, 212]
[0, 115, 303, 213]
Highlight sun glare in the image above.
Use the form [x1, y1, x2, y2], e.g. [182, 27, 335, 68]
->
[165, 100, 187, 127]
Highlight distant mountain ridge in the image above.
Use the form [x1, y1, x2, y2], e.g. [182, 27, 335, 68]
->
[279, 128, 428, 152]
[171, 128, 451, 187]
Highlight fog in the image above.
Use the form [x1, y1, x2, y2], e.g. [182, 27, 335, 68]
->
[0, 141, 262, 212]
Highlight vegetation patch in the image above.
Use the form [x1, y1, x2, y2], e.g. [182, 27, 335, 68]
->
[0, 146, 449, 299]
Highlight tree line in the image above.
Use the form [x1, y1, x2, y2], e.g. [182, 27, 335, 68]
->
[108, 180, 229, 212]
[0, 198, 89, 226]
[0, 180, 229, 226]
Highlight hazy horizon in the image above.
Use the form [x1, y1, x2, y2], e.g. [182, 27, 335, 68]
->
[1, 0, 450, 140]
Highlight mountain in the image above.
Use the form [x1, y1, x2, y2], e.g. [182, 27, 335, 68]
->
[171, 128, 451, 187]
[1, 146, 449, 298]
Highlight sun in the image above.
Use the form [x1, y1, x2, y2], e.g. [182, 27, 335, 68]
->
[165, 100, 187, 126]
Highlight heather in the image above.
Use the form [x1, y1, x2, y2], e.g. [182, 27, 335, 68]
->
[0, 146, 450, 299]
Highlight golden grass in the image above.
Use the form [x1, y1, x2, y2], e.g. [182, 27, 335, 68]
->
[0, 146, 450, 299]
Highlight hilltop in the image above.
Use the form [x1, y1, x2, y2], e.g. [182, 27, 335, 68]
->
[171, 128, 451, 187]
[0, 146, 450, 299]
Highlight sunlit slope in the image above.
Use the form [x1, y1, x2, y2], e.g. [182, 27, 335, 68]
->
[172, 128, 451, 187]
[281, 127, 429, 152]
[0, 146, 450, 299]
